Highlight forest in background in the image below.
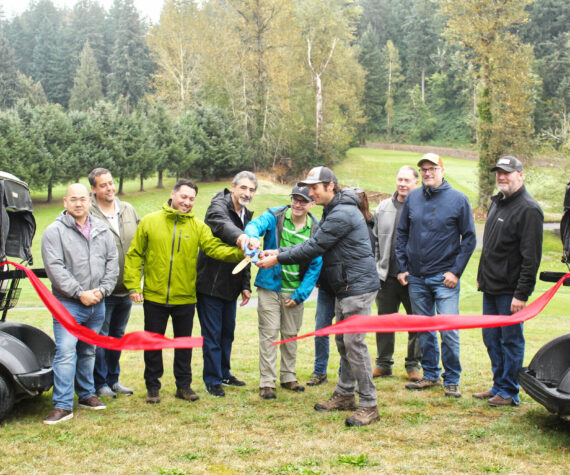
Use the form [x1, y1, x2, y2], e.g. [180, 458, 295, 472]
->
[0, 0, 568, 207]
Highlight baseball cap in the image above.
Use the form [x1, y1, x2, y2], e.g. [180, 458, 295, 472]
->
[290, 185, 313, 202]
[417, 153, 444, 168]
[491, 156, 523, 173]
[298, 166, 338, 186]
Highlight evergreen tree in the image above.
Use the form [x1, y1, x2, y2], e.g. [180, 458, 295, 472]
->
[69, 41, 104, 111]
[107, 0, 152, 114]
[0, 35, 22, 109]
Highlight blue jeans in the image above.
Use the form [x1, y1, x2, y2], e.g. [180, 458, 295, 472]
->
[407, 274, 461, 385]
[313, 288, 336, 375]
[197, 293, 237, 386]
[52, 299, 105, 410]
[482, 293, 524, 405]
[94, 295, 132, 389]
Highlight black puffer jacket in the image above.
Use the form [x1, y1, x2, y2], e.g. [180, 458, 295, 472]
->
[277, 190, 380, 299]
[196, 189, 253, 301]
[477, 185, 543, 301]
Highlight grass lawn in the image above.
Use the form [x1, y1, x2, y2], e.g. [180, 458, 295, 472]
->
[2, 149, 569, 473]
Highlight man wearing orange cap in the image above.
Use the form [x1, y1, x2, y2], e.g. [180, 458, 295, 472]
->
[396, 153, 476, 398]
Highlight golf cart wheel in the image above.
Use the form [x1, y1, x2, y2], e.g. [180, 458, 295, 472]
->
[0, 373, 15, 422]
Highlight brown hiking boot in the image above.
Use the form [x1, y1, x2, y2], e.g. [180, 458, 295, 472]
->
[146, 388, 160, 404]
[444, 385, 461, 398]
[472, 390, 493, 400]
[314, 392, 357, 412]
[260, 387, 276, 399]
[175, 387, 199, 402]
[345, 405, 380, 427]
[306, 373, 328, 386]
[488, 394, 516, 407]
[373, 367, 392, 378]
[281, 381, 305, 392]
[405, 378, 442, 390]
[407, 370, 422, 382]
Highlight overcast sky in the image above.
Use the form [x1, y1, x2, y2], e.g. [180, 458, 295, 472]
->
[1, 0, 163, 24]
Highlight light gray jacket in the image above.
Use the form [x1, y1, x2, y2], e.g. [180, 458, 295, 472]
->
[41, 211, 119, 300]
[373, 192, 400, 282]
[90, 198, 139, 296]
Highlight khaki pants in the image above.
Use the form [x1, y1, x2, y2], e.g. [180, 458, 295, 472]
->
[257, 288, 304, 388]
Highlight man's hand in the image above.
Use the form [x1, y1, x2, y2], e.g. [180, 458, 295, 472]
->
[256, 255, 279, 269]
[443, 272, 459, 288]
[80, 289, 101, 306]
[240, 289, 251, 307]
[247, 237, 261, 250]
[397, 272, 409, 286]
[284, 298, 297, 307]
[510, 297, 526, 314]
[236, 234, 249, 251]
[129, 292, 144, 303]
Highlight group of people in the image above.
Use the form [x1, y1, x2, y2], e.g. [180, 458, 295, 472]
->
[40, 153, 544, 428]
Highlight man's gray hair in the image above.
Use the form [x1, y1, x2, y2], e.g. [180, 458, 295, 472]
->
[398, 165, 419, 179]
[88, 168, 111, 187]
[232, 171, 258, 190]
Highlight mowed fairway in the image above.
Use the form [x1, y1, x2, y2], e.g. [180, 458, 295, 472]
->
[2, 148, 569, 474]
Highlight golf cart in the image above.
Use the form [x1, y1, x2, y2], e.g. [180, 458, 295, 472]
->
[0, 172, 54, 422]
[518, 182, 570, 421]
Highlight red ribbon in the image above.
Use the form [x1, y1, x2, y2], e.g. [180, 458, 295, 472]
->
[274, 274, 570, 346]
[2, 261, 203, 350]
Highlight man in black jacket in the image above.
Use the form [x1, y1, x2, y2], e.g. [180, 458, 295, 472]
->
[257, 166, 381, 427]
[475, 156, 543, 407]
[196, 171, 257, 397]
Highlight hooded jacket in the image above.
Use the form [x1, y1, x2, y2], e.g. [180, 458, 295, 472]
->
[124, 202, 243, 305]
[477, 184, 543, 301]
[277, 190, 380, 299]
[90, 198, 140, 296]
[41, 212, 119, 300]
[396, 179, 476, 278]
[245, 205, 322, 304]
[196, 189, 253, 301]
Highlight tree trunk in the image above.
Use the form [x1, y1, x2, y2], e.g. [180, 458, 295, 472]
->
[46, 183, 53, 203]
[421, 67, 425, 103]
[477, 65, 495, 211]
[157, 169, 164, 189]
[118, 176, 124, 195]
[315, 74, 323, 150]
[139, 174, 144, 192]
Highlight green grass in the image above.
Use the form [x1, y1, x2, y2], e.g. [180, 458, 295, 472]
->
[2, 149, 569, 473]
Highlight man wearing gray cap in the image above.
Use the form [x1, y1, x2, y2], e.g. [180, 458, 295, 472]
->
[475, 156, 543, 407]
[245, 185, 322, 399]
[256, 167, 381, 426]
[396, 153, 476, 398]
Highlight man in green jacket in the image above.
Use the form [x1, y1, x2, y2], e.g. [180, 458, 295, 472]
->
[124, 179, 244, 404]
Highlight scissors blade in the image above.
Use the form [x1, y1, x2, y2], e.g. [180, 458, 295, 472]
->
[232, 255, 252, 274]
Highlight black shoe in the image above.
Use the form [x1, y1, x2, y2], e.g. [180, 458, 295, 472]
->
[222, 375, 246, 387]
[175, 387, 199, 402]
[206, 384, 226, 397]
[146, 388, 160, 404]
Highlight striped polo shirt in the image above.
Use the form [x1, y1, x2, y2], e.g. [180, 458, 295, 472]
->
[280, 208, 312, 293]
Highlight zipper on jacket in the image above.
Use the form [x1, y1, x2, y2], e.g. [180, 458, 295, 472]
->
[166, 215, 179, 304]
[177, 230, 182, 252]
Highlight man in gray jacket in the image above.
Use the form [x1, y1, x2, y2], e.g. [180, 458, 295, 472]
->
[41, 183, 118, 425]
[373, 166, 422, 381]
[257, 167, 380, 427]
[89, 168, 140, 398]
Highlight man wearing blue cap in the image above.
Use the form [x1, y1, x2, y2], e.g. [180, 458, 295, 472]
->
[245, 185, 322, 399]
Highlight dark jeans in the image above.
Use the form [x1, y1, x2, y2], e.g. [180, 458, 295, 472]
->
[197, 293, 237, 386]
[482, 293, 525, 405]
[143, 300, 195, 391]
[94, 295, 132, 390]
[313, 288, 336, 375]
[375, 276, 421, 373]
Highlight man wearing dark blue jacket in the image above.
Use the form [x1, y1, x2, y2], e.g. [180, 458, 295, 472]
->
[396, 153, 476, 398]
[257, 167, 381, 427]
[245, 185, 322, 399]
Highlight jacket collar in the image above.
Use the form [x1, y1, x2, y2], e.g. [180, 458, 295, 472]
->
[491, 184, 526, 206]
[162, 201, 194, 219]
[422, 178, 450, 199]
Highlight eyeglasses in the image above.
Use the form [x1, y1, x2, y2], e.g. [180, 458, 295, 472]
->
[291, 197, 310, 205]
[419, 166, 441, 174]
